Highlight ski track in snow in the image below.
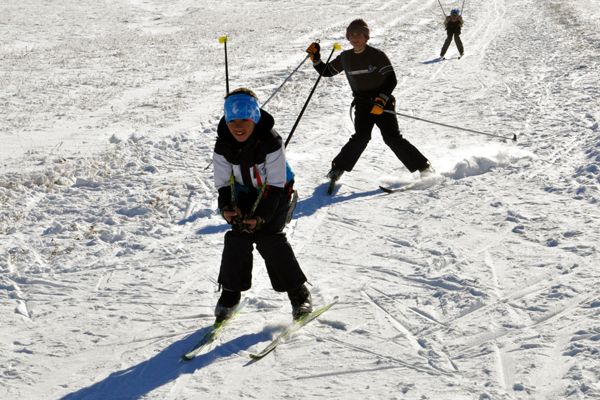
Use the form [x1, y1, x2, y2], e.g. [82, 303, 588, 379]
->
[1, 0, 600, 399]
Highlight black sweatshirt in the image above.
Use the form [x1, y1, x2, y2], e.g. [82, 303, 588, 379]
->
[313, 45, 397, 103]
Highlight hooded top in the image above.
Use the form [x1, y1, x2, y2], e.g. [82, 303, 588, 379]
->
[213, 109, 291, 222]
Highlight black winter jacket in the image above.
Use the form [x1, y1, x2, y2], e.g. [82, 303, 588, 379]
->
[212, 110, 289, 226]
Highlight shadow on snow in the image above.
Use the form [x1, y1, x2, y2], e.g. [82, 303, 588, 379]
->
[60, 327, 275, 400]
[422, 57, 444, 64]
[195, 183, 382, 235]
[293, 183, 382, 219]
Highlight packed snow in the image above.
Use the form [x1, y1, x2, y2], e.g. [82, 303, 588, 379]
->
[1, 0, 599, 399]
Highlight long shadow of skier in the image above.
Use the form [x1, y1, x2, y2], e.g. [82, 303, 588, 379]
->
[60, 327, 275, 400]
[422, 57, 444, 64]
[293, 183, 381, 219]
[195, 184, 381, 235]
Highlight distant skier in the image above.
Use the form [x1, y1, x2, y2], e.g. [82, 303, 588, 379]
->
[212, 88, 312, 321]
[305, 19, 432, 192]
[440, 8, 464, 59]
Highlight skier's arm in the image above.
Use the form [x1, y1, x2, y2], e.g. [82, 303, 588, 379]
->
[369, 52, 397, 115]
[213, 142, 235, 213]
[252, 143, 287, 226]
[244, 186, 286, 230]
[306, 42, 343, 77]
[313, 56, 344, 78]
[377, 53, 397, 99]
[313, 55, 343, 77]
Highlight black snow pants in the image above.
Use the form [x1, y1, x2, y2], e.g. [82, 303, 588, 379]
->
[332, 99, 430, 173]
[218, 194, 306, 293]
[441, 32, 464, 57]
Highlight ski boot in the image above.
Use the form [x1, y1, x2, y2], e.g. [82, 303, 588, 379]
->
[288, 284, 313, 320]
[419, 162, 435, 178]
[214, 289, 241, 322]
[326, 167, 344, 195]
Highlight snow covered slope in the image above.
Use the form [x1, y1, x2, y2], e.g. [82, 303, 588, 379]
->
[1, 0, 599, 399]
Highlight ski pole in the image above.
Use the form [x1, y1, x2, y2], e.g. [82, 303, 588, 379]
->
[219, 35, 230, 95]
[384, 109, 517, 142]
[229, 174, 237, 209]
[461, 0, 466, 15]
[204, 36, 230, 171]
[437, 0, 447, 16]
[228, 174, 245, 226]
[262, 54, 311, 108]
[284, 42, 342, 148]
[248, 183, 266, 218]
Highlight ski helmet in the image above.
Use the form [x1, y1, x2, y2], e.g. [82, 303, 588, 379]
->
[224, 91, 261, 124]
[450, 8, 460, 16]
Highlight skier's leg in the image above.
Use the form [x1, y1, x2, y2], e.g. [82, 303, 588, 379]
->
[256, 232, 307, 292]
[455, 33, 464, 55]
[440, 33, 452, 57]
[377, 112, 430, 172]
[331, 106, 375, 172]
[218, 231, 254, 291]
[255, 203, 307, 292]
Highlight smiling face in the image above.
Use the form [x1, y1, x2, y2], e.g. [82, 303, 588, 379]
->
[347, 31, 368, 53]
[226, 118, 255, 142]
[223, 90, 260, 142]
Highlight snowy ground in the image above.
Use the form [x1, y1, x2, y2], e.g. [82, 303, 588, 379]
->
[1, 0, 600, 399]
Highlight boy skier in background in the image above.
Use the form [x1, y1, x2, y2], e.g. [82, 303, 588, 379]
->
[440, 8, 464, 59]
[305, 19, 432, 192]
[212, 88, 312, 321]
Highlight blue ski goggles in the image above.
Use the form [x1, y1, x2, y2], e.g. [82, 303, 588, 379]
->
[224, 93, 261, 124]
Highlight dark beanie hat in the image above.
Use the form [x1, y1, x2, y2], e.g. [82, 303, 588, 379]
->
[346, 19, 370, 40]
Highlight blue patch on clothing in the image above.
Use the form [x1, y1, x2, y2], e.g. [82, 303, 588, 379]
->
[286, 161, 295, 183]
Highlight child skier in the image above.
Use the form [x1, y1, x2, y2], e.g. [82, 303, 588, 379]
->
[440, 8, 464, 59]
[212, 88, 312, 321]
[305, 19, 432, 190]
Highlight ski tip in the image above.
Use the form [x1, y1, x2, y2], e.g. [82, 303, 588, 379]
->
[379, 185, 394, 194]
[249, 347, 276, 361]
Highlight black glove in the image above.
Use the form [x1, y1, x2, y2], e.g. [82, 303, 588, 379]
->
[221, 206, 242, 225]
[233, 216, 264, 234]
[306, 42, 321, 62]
